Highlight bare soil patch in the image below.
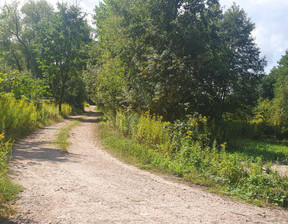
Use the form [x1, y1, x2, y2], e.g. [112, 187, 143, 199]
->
[8, 107, 288, 223]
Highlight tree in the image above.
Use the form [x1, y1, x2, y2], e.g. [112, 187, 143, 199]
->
[36, 3, 91, 111]
[267, 50, 288, 124]
[0, 0, 53, 77]
[193, 4, 266, 119]
[90, 0, 266, 120]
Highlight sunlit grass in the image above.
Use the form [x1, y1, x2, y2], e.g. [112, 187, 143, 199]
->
[53, 120, 80, 152]
[233, 139, 288, 164]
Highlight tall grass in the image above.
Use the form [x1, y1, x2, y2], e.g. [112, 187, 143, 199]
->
[211, 120, 288, 143]
[0, 94, 72, 140]
[100, 109, 288, 208]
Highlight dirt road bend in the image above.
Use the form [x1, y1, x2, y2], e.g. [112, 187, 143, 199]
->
[10, 107, 288, 223]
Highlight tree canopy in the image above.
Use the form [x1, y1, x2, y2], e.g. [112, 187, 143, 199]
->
[87, 0, 266, 120]
[0, 1, 92, 110]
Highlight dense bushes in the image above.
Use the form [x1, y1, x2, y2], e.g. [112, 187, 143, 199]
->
[0, 94, 72, 140]
[101, 109, 288, 207]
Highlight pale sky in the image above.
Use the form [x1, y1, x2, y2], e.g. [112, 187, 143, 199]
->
[1, 0, 287, 73]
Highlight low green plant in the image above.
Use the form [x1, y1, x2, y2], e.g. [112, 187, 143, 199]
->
[37, 103, 62, 125]
[0, 134, 22, 217]
[233, 139, 288, 164]
[53, 120, 80, 152]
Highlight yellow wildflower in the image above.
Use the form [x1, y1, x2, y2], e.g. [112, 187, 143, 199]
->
[0, 133, 4, 140]
[192, 122, 198, 127]
[186, 130, 193, 136]
[189, 118, 196, 123]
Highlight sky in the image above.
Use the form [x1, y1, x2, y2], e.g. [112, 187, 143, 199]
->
[1, 0, 287, 73]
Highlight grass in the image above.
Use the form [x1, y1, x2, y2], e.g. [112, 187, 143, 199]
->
[233, 139, 288, 164]
[98, 116, 288, 208]
[53, 120, 81, 152]
[0, 176, 23, 218]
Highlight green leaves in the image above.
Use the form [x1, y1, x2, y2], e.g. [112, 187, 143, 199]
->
[35, 2, 91, 111]
[89, 0, 265, 120]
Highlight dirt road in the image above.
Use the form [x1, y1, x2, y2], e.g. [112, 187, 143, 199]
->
[9, 107, 288, 223]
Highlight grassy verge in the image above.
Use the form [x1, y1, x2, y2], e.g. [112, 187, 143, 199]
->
[233, 139, 288, 164]
[0, 176, 23, 217]
[0, 140, 23, 217]
[53, 120, 81, 152]
[98, 120, 288, 208]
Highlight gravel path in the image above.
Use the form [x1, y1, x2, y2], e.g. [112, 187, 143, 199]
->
[9, 107, 288, 223]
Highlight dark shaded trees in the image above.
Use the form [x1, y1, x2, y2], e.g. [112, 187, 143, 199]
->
[35, 3, 91, 111]
[88, 0, 266, 120]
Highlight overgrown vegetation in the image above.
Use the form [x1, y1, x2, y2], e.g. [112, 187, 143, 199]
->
[54, 120, 80, 152]
[99, 110, 288, 207]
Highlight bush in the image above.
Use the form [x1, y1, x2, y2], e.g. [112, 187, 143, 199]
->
[0, 93, 38, 139]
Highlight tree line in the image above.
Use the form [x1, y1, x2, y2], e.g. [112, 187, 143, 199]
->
[0, 0, 91, 111]
[1, 0, 288, 126]
[87, 0, 267, 121]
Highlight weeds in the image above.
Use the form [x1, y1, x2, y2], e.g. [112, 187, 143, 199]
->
[53, 120, 80, 152]
[99, 109, 288, 208]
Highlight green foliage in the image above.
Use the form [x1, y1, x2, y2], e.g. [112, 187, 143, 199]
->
[0, 1, 91, 110]
[85, 57, 128, 116]
[0, 70, 49, 100]
[89, 0, 265, 120]
[0, 137, 12, 177]
[115, 110, 171, 153]
[36, 2, 91, 111]
[0, 0, 53, 76]
[99, 110, 288, 208]
[0, 93, 72, 140]
[257, 50, 288, 125]
[0, 93, 38, 139]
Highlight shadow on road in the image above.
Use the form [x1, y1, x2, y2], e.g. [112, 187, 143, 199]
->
[12, 140, 70, 163]
[68, 109, 104, 123]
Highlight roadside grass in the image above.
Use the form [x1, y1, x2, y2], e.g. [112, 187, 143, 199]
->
[53, 120, 81, 152]
[232, 139, 288, 164]
[0, 176, 23, 217]
[0, 140, 23, 218]
[98, 116, 288, 208]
